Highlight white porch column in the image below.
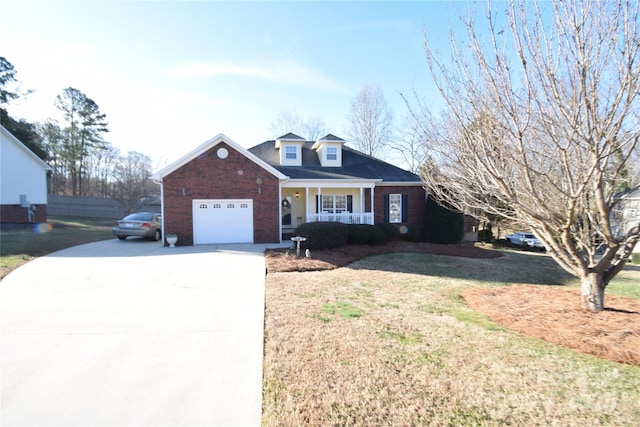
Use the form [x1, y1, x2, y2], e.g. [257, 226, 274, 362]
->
[370, 187, 375, 225]
[305, 187, 310, 223]
[317, 186, 322, 221]
[360, 187, 364, 224]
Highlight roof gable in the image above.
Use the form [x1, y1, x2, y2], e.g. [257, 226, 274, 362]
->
[0, 125, 52, 172]
[317, 133, 345, 142]
[276, 132, 305, 140]
[150, 134, 288, 181]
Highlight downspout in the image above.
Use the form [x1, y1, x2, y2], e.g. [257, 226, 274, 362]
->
[153, 178, 164, 243]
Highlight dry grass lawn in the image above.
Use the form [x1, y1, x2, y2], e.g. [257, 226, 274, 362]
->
[263, 243, 640, 425]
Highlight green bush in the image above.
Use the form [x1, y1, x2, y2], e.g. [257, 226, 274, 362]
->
[347, 224, 388, 246]
[424, 196, 464, 244]
[478, 228, 493, 243]
[401, 226, 422, 242]
[375, 223, 399, 241]
[370, 226, 389, 245]
[347, 224, 371, 245]
[293, 221, 348, 250]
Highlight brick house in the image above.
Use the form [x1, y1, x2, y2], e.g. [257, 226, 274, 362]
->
[150, 133, 426, 246]
[0, 125, 52, 223]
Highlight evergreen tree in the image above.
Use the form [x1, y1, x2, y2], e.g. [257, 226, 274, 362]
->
[424, 195, 464, 244]
[54, 87, 108, 195]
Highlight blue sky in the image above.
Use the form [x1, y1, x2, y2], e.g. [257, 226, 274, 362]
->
[2, 1, 463, 167]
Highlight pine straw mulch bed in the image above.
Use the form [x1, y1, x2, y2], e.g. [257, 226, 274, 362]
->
[266, 242, 640, 366]
[464, 285, 640, 366]
[265, 240, 502, 273]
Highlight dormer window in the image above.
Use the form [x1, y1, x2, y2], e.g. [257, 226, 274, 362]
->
[285, 145, 297, 160]
[312, 134, 345, 167]
[326, 147, 338, 161]
[275, 133, 305, 166]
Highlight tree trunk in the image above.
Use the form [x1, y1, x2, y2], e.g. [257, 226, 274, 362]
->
[581, 273, 605, 312]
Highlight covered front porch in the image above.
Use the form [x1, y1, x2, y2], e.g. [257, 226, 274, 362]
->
[280, 181, 378, 236]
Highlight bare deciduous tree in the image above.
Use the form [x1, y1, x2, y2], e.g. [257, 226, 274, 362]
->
[345, 84, 393, 157]
[112, 151, 157, 214]
[269, 110, 327, 141]
[413, 0, 640, 312]
[389, 105, 429, 173]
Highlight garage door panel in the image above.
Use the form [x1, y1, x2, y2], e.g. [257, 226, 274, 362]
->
[193, 199, 253, 245]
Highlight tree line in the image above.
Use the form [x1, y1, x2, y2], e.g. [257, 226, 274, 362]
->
[1, 57, 157, 212]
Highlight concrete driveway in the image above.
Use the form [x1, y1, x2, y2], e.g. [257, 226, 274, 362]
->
[0, 238, 278, 426]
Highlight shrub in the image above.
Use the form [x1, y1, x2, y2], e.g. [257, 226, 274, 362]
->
[369, 226, 389, 245]
[293, 221, 348, 250]
[347, 224, 371, 245]
[401, 226, 422, 242]
[375, 223, 399, 241]
[347, 224, 388, 246]
[478, 228, 493, 243]
[424, 196, 464, 244]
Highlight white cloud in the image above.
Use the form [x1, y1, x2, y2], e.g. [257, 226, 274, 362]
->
[168, 60, 343, 91]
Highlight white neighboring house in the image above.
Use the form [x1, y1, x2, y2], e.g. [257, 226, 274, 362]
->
[0, 125, 52, 223]
[612, 187, 640, 256]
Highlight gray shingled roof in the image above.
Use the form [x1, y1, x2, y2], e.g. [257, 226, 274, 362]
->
[317, 134, 345, 142]
[276, 132, 305, 140]
[248, 139, 421, 182]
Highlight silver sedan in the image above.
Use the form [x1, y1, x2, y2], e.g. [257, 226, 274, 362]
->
[113, 212, 162, 241]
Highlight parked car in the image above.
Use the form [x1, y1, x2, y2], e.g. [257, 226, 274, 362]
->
[505, 232, 545, 250]
[113, 212, 162, 241]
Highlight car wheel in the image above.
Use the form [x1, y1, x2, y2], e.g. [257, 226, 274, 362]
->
[117, 235, 127, 240]
[153, 229, 161, 241]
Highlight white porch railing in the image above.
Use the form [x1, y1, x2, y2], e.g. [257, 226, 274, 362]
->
[307, 212, 374, 225]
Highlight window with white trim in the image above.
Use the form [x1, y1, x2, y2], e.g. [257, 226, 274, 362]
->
[326, 146, 338, 161]
[389, 194, 402, 223]
[285, 145, 297, 160]
[321, 195, 347, 213]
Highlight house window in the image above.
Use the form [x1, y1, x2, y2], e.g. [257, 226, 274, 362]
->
[389, 194, 402, 223]
[285, 145, 297, 160]
[326, 146, 338, 161]
[227, 203, 235, 208]
[213, 204, 221, 209]
[321, 195, 348, 213]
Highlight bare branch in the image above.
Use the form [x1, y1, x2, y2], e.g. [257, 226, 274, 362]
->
[413, 0, 640, 311]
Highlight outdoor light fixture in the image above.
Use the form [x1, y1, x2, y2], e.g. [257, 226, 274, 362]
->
[295, 191, 300, 198]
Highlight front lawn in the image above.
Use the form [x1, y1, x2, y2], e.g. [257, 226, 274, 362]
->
[263, 249, 640, 425]
[0, 216, 114, 280]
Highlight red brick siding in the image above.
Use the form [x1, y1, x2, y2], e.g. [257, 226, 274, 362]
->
[0, 204, 48, 223]
[161, 143, 280, 245]
[374, 186, 426, 238]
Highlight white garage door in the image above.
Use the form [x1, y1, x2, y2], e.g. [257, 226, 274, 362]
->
[192, 199, 254, 245]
